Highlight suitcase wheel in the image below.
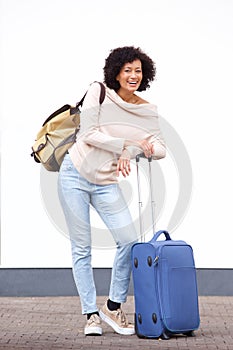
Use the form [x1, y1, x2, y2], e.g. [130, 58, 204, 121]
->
[161, 330, 171, 340]
[183, 331, 195, 337]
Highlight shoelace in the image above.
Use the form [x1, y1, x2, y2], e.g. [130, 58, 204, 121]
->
[115, 309, 128, 326]
[88, 314, 100, 326]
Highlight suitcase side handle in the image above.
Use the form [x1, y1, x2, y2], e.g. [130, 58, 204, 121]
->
[152, 230, 171, 242]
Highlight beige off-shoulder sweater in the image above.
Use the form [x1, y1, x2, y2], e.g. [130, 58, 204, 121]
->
[69, 82, 166, 185]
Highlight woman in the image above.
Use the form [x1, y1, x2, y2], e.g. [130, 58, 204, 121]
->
[58, 46, 166, 336]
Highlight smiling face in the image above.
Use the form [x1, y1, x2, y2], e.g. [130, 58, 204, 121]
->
[116, 59, 143, 93]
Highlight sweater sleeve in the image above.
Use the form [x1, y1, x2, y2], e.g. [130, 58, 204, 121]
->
[124, 140, 166, 160]
[123, 119, 166, 160]
[79, 82, 125, 154]
[150, 132, 166, 160]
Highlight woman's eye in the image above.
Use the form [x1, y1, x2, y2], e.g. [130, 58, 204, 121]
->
[124, 69, 142, 73]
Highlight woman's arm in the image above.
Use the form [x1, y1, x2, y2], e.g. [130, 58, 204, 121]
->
[149, 135, 166, 160]
[116, 132, 166, 178]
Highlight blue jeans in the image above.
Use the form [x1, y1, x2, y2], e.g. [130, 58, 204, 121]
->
[58, 154, 138, 314]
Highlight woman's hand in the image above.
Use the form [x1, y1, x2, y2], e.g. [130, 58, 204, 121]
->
[116, 149, 131, 178]
[138, 140, 154, 158]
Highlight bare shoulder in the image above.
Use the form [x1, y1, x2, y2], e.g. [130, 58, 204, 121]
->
[135, 95, 150, 105]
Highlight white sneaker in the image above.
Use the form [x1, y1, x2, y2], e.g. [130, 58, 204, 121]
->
[84, 314, 102, 336]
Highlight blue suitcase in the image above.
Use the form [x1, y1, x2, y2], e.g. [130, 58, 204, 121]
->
[131, 155, 200, 339]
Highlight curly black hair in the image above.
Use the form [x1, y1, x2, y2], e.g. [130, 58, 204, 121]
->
[103, 46, 156, 92]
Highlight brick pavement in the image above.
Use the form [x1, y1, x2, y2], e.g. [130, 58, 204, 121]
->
[0, 296, 232, 350]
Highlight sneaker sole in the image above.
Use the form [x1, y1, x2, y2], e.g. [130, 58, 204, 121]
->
[84, 326, 102, 336]
[99, 310, 135, 335]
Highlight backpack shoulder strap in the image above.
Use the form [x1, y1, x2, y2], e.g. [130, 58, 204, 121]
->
[98, 82, 106, 105]
[76, 81, 106, 109]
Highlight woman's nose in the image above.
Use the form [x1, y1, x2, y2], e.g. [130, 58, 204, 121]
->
[130, 71, 137, 78]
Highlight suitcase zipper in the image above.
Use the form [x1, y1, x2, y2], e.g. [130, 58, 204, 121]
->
[154, 256, 159, 265]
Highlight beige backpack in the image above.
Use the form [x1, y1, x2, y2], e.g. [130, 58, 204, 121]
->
[31, 82, 105, 171]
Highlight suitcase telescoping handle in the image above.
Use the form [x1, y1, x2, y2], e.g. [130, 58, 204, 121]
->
[136, 153, 156, 242]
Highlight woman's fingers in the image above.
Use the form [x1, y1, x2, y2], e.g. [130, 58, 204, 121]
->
[139, 140, 153, 157]
[116, 158, 131, 177]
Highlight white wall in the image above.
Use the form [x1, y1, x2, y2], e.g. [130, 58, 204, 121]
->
[1, 0, 233, 268]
